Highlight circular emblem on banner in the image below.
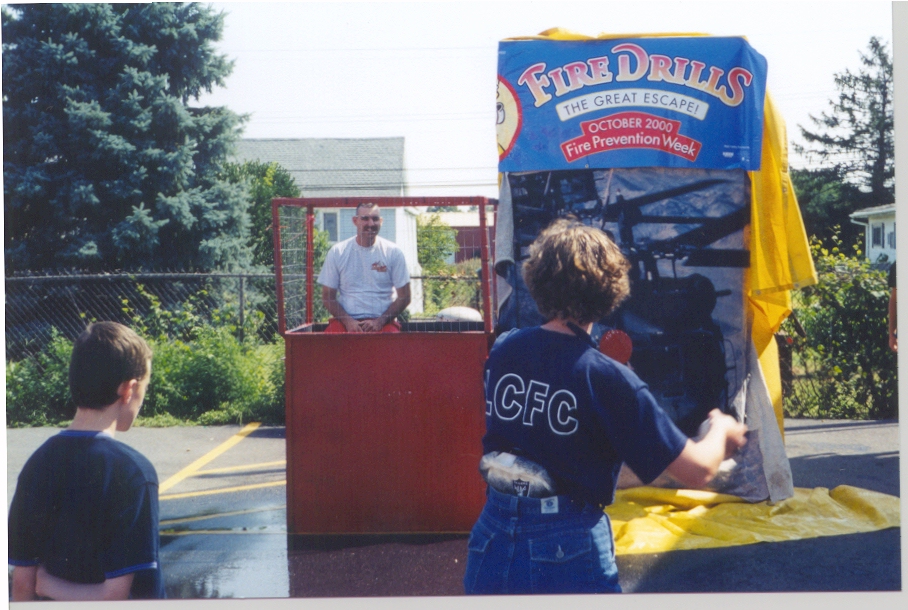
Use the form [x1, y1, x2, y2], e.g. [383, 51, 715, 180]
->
[496, 76, 522, 161]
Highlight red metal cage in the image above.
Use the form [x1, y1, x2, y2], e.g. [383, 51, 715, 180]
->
[272, 197, 496, 534]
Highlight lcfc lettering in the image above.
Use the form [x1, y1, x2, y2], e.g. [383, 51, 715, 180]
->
[486, 373, 579, 436]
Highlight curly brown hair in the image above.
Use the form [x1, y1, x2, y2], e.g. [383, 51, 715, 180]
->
[523, 218, 631, 325]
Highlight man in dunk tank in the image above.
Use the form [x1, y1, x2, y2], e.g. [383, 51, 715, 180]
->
[492, 31, 814, 503]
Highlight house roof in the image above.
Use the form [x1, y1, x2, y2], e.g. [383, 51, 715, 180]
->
[849, 203, 896, 220]
[232, 138, 406, 198]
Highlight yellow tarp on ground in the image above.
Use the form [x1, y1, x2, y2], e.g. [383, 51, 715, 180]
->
[606, 486, 900, 555]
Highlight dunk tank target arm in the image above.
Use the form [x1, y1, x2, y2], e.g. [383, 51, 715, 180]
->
[272, 197, 496, 534]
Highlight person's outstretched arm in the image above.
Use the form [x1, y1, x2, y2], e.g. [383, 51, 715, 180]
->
[666, 409, 748, 488]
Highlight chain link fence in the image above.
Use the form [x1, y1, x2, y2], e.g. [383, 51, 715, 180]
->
[8, 205, 496, 369]
[5, 272, 279, 366]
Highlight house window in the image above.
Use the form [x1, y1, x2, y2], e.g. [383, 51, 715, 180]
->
[323, 211, 338, 243]
[888, 223, 896, 249]
[872, 224, 883, 247]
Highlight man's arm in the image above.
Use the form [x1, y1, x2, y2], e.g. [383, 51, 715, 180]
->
[666, 409, 748, 488]
[362, 283, 411, 332]
[12, 565, 38, 601]
[322, 285, 363, 332]
[35, 565, 134, 601]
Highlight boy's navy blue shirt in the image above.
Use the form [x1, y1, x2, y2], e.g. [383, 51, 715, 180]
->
[482, 327, 689, 506]
[8, 430, 165, 599]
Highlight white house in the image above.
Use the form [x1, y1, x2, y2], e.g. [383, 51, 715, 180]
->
[850, 203, 896, 264]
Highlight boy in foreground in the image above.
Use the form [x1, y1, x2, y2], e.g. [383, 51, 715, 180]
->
[8, 321, 164, 600]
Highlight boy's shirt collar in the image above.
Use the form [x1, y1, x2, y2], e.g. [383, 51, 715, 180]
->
[59, 429, 114, 439]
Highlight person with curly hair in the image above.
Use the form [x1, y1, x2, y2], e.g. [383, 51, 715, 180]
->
[464, 218, 747, 595]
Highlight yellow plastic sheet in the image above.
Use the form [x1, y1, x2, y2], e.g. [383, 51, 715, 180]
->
[748, 93, 818, 435]
[606, 486, 900, 555]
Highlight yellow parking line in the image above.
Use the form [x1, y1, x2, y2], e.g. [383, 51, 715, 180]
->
[159, 422, 261, 493]
[160, 505, 286, 526]
[160, 480, 286, 501]
[160, 529, 287, 536]
[194, 460, 286, 476]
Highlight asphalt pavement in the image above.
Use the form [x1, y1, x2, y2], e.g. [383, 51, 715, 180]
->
[5, 418, 903, 600]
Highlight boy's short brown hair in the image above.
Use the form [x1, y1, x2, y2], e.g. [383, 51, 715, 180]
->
[523, 218, 631, 325]
[69, 322, 152, 409]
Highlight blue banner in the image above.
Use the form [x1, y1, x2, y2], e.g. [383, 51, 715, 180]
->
[497, 37, 767, 171]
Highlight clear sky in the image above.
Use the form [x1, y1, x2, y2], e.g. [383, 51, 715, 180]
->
[198, 1, 893, 198]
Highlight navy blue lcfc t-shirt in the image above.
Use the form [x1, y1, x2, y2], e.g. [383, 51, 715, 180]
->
[482, 327, 689, 506]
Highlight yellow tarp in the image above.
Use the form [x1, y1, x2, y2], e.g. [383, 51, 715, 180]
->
[749, 93, 818, 435]
[606, 486, 900, 555]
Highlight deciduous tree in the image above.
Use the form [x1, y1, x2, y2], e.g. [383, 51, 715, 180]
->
[417, 213, 458, 273]
[220, 161, 301, 269]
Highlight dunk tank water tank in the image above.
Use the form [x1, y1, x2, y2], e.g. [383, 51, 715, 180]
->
[273, 197, 496, 534]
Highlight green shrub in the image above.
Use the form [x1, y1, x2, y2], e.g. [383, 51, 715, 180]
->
[5, 329, 74, 427]
[422, 258, 483, 316]
[142, 328, 285, 425]
[6, 320, 286, 427]
[782, 234, 897, 419]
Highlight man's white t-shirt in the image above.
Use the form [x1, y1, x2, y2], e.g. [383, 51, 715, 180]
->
[317, 236, 410, 319]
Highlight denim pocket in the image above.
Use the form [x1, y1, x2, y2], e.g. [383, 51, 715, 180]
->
[463, 519, 495, 594]
[528, 529, 597, 593]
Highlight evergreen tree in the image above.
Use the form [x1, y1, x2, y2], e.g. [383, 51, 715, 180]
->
[790, 167, 865, 248]
[795, 37, 893, 205]
[220, 160, 301, 269]
[3, 3, 252, 272]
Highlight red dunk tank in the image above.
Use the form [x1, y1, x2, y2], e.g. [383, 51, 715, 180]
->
[273, 197, 495, 534]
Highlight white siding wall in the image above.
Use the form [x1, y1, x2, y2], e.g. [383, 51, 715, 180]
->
[865, 212, 897, 263]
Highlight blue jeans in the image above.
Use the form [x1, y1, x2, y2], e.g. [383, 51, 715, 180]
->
[463, 487, 621, 595]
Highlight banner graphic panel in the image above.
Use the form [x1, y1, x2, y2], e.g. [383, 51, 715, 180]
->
[497, 37, 767, 171]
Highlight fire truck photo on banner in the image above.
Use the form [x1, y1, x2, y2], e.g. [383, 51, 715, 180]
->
[493, 34, 795, 501]
[501, 168, 749, 438]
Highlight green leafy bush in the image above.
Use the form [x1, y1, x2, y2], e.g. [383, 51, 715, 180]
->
[422, 258, 483, 316]
[782, 234, 897, 419]
[143, 328, 284, 425]
[414, 214, 484, 316]
[5, 329, 74, 427]
[6, 290, 286, 427]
